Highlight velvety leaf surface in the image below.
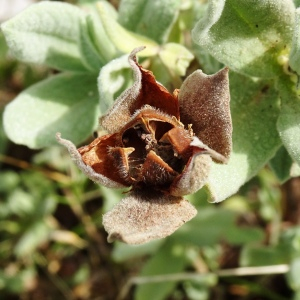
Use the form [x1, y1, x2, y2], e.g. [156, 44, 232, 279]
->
[269, 146, 294, 183]
[118, 0, 181, 44]
[206, 72, 281, 202]
[159, 43, 194, 77]
[277, 76, 300, 166]
[192, 0, 295, 78]
[84, 3, 118, 64]
[193, 45, 224, 75]
[149, 56, 175, 90]
[97, 1, 159, 57]
[97, 54, 133, 115]
[3, 73, 99, 149]
[1, 2, 97, 71]
[78, 15, 103, 72]
[290, 8, 300, 75]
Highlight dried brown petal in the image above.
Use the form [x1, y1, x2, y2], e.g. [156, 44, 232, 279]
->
[119, 105, 180, 137]
[56, 133, 126, 188]
[136, 68, 179, 118]
[57, 47, 233, 245]
[102, 190, 197, 244]
[141, 150, 178, 187]
[101, 47, 179, 133]
[178, 67, 232, 162]
[108, 147, 134, 183]
[160, 127, 192, 161]
[78, 133, 130, 186]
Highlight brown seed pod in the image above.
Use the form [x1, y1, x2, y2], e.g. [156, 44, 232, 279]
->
[56, 46, 232, 244]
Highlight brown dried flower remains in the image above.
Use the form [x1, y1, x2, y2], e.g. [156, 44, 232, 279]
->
[56, 46, 232, 244]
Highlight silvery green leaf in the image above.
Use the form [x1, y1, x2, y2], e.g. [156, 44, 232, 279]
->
[269, 146, 293, 183]
[277, 75, 300, 166]
[159, 43, 194, 77]
[1, 2, 98, 71]
[118, 0, 181, 44]
[290, 8, 300, 75]
[83, 2, 118, 64]
[97, 54, 133, 114]
[207, 72, 281, 202]
[3, 73, 99, 149]
[192, 0, 295, 78]
[96, 1, 159, 57]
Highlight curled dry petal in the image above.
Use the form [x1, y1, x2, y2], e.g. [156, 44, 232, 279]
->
[170, 153, 212, 197]
[77, 133, 130, 186]
[178, 68, 232, 162]
[102, 190, 197, 244]
[100, 46, 143, 133]
[56, 47, 232, 244]
[101, 46, 179, 133]
[56, 133, 126, 188]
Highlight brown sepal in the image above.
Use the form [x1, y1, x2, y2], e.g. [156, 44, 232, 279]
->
[178, 67, 232, 162]
[102, 190, 197, 244]
[101, 47, 180, 133]
[78, 134, 130, 187]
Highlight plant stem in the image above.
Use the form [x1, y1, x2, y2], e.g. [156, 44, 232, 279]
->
[117, 264, 290, 300]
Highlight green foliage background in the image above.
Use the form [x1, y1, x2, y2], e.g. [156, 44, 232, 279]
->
[1, 0, 300, 299]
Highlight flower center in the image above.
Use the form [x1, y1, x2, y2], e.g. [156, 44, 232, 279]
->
[119, 107, 192, 189]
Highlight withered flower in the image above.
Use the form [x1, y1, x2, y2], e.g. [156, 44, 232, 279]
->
[56, 46, 232, 245]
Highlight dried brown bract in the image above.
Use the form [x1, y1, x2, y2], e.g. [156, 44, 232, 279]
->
[56, 46, 232, 244]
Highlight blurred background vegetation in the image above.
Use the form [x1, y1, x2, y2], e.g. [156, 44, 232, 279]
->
[1, 0, 300, 300]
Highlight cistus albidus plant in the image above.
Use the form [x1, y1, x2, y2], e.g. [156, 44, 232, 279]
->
[2, 0, 300, 299]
